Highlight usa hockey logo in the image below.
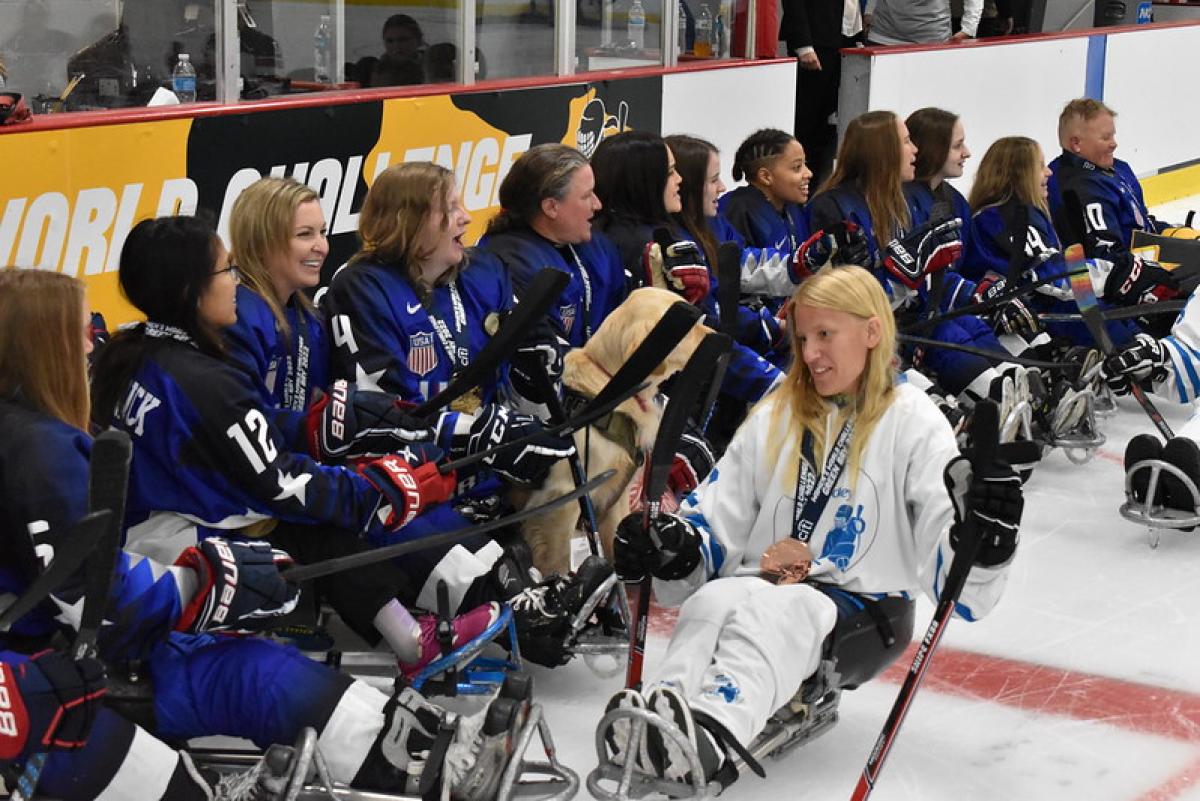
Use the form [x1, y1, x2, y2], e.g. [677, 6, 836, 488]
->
[407, 332, 437, 376]
[560, 303, 576, 336]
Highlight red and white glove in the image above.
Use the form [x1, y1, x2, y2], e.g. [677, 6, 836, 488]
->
[644, 228, 710, 304]
[360, 454, 457, 531]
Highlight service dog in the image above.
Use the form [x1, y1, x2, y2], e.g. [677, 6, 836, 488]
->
[519, 287, 711, 576]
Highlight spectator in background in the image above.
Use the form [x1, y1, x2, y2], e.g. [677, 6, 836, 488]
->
[780, 0, 863, 189]
[354, 14, 427, 87]
[864, 0, 982, 45]
[977, 0, 1016, 37]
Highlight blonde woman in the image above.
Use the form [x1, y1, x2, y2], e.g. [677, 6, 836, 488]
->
[601, 266, 1024, 791]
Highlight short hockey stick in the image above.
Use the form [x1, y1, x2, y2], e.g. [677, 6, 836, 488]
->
[850, 401, 1001, 801]
[626, 332, 733, 691]
[716, 241, 742, 340]
[283, 470, 616, 583]
[898, 334, 1080, 372]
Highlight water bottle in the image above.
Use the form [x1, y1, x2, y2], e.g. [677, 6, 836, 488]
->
[677, 0, 689, 55]
[695, 3, 713, 57]
[627, 0, 646, 50]
[171, 53, 197, 103]
[314, 14, 332, 83]
[715, 4, 728, 58]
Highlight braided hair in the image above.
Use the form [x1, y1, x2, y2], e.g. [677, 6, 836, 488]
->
[731, 128, 798, 184]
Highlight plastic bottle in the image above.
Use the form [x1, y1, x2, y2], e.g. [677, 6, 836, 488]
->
[314, 14, 332, 83]
[677, 0, 689, 55]
[715, 3, 728, 58]
[627, 0, 646, 50]
[694, 3, 713, 57]
[171, 53, 197, 103]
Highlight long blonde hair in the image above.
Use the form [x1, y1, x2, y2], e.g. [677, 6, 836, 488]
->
[819, 110, 911, 246]
[969, 136, 1048, 216]
[353, 162, 458, 294]
[764, 266, 898, 486]
[0, 269, 90, 431]
[228, 177, 320, 339]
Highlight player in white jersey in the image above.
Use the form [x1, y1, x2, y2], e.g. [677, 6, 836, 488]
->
[597, 265, 1025, 792]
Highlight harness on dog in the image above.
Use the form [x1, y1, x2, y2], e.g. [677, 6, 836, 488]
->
[563, 389, 641, 465]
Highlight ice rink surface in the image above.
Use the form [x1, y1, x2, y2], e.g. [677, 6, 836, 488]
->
[528, 193, 1200, 801]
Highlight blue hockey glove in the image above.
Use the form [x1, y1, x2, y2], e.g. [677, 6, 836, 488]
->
[794, 221, 871, 280]
[174, 538, 301, 633]
[0, 651, 106, 763]
[360, 451, 457, 531]
[943, 454, 1023, 567]
[454, 404, 575, 486]
[614, 512, 702, 581]
[972, 274, 1039, 337]
[308, 380, 436, 461]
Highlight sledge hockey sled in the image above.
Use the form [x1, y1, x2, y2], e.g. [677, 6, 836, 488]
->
[1119, 458, 1200, 548]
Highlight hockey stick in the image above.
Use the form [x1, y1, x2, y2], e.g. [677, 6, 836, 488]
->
[1038, 298, 1185, 323]
[1065, 243, 1174, 439]
[283, 470, 616, 583]
[413, 267, 569, 418]
[849, 401, 1001, 801]
[0, 511, 112, 632]
[11, 429, 132, 801]
[626, 332, 733, 691]
[716, 241, 742, 340]
[901, 267, 1071, 334]
[897, 334, 1079, 372]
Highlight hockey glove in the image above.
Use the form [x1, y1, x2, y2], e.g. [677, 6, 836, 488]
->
[360, 452, 457, 531]
[644, 228, 710, 305]
[613, 512, 703, 582]
[972, 274, 1040, 337]
[308, 379, 436, 461]
[1101, 255, 1180, 307]
[508, 316, 568, 406]
[793, 221, 871, 280]
[457, 404, 575, 486]
[883, 217, 963, 289]
[1100, 332, 1170, 394]
[667, 430, 716, 498]
[174, 538, 300, 633]
[943, 454, 1023, 567]
[0, 651, 106, 763]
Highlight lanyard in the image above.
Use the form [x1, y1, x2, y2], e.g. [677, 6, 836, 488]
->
[564, 244, 594, 342]
[792, 415, 855, 543]
[427, 281, 470, 370]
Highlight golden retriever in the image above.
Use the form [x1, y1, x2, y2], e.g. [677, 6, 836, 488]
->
[518, 287, 711, 576]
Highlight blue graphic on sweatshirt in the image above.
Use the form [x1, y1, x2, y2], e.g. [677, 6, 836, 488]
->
[819, 503, 867, 571]
[703, 673, 741, 704]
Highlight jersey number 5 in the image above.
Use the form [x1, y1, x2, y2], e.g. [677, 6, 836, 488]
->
[226, 410, 279, 474]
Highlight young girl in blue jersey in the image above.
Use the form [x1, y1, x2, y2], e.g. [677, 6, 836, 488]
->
[0, 269, 495, 800]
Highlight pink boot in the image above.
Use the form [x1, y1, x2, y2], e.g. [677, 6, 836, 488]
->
[399, 602, 501, 679]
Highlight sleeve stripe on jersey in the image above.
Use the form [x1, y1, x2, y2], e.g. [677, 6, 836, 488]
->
[1164, 336, 1200, 403]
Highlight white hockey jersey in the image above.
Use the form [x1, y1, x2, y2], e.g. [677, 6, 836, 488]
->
[1156, 290, 1200, 405]
[659, 382, 1011, 620]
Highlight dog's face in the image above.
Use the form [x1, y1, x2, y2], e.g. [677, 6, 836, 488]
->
[583, 287, 711, 390]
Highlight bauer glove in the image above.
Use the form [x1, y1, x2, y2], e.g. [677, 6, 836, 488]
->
[174, 538, 300, 633]
[972, 274, 1040, 337]
[360, 451, 457, 531]
[645, 228, 710, 305]
[0, 651, 106, 764]
[307, 380, 435, 461]
[883, 217, 963, 289]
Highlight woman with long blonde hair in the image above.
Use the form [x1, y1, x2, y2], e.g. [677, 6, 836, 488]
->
[598, 265, 1024, 792]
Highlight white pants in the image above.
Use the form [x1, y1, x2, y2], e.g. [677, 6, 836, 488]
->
[651, 576, 838, 746]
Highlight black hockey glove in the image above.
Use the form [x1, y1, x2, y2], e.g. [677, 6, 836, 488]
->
[456, 404, 575, 486]
[307, 379, 436, 461]
[508, 315, 568, 405]
[943, 454, 1024, 567]
[1101, 255, 1179, 306]
[794, 221, 873, 280]
[1100, 333, 1170, 394]
[883, 217, 963, 289]
[173, 538, 301, 633]
[644, 228, 710, 305]
[0, 651, 106, 764]
[972, 274, 1040, 337]
[668, 430, 716, 497]
[613, 512, 703, 581]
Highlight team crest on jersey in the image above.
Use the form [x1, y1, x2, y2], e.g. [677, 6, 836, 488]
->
[559, 304, 576, 336]
[407, 332, 437, 376]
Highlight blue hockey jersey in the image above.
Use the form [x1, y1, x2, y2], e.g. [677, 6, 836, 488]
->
[225, 286, 331, 452]
[716, 185, 808, 297]
[477, 227, 627, 348]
